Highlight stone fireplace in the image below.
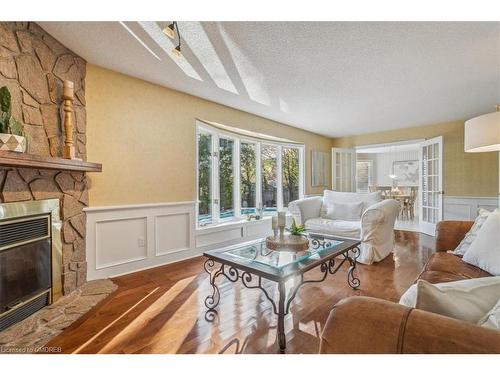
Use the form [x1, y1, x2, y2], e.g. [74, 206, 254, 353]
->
[0, 22, 89, 295]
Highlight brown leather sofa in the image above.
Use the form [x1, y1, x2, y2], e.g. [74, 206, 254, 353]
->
[319, 221, 500, 354]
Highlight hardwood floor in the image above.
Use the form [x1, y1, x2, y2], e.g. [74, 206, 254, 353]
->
[46, 230, 436, 354]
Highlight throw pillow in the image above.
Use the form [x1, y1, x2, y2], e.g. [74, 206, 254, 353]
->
[325, 201, 364, 221]
[478, 298, 500, 330]
[462, 210, 500, 276]
[321, 190, 382, 217]
[399, 276, 500, 323]
[414, 278, 500, 323]
[453, 208, 495, 255]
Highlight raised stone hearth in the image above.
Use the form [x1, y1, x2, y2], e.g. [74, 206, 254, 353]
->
[0, 22, 89, 295]
[0, 279, 117, 350]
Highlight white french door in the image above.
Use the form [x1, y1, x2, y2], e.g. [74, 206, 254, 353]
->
[419, 136, 443, 236]
[332, 148, 356, 192]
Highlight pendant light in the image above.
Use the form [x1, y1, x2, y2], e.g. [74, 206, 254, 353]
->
[167, 21, 183, 58]
[171, 44, 182, 58]
[162, 22, 176, 39]
[464, 105, 500, 153]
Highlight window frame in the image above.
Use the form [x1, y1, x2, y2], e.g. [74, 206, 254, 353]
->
[196, 121, 305, 228]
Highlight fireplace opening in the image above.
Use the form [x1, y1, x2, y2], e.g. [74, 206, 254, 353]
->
[0, 200, 62, 332]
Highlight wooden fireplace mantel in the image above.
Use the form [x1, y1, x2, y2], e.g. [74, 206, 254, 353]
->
[0, 151, 102, 172]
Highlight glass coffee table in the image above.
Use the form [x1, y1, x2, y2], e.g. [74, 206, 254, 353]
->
[203, 233, 361, 353]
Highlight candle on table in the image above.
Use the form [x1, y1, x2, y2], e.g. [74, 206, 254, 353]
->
[272, 216, 278, 230]
[277, 211, 286, 227]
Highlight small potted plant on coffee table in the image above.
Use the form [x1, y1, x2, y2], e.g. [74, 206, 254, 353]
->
[0, 86, 26, 152]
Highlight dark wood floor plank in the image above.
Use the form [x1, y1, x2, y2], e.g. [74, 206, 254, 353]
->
[46, 230, 435, 354]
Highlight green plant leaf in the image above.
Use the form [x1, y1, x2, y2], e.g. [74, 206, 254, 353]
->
[8, 117, 24, 137]
[0, 86, 12, 115]
[0, 111, 9, 133]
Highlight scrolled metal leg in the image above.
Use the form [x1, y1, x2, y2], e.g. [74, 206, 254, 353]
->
[204, 259, 223, 321]
[277, 281, 286, 353]
[346, 247, 360, 289]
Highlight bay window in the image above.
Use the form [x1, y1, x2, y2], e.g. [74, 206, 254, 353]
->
[218, 138, 235, 219]
[282, 147, 300, 206]
[261, 144, 278, 212]
[240, 142, 257, 214]
[197, 122, 304, 226]
[197, 132, 213, 225]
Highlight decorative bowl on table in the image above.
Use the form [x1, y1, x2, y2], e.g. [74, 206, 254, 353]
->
[266, 234, 309, 252]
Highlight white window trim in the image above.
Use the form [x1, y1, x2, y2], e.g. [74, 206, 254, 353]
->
[196, 121, 305, 228]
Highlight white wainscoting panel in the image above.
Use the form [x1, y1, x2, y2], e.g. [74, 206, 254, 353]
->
[86, 203, 281, 280]
[86, 202, 196, 280]
[96, 216, 147, 269]
[155, 213, 191, 256]
[444, 196, 498, 221]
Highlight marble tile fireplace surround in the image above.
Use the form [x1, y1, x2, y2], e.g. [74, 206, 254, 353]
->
[0, 22, 92, 301]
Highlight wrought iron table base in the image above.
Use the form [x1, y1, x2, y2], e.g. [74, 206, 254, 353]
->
[203, 247, 360, 353]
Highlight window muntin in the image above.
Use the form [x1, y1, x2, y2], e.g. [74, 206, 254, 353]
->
[196, 123, 304, 226]
[240, 142, 256, 215]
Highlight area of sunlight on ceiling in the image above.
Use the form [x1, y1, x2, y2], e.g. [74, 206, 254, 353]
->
[178, 22, 238, 94]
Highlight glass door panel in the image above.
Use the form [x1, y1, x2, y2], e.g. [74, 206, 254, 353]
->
[419, 136, 443, 235]
[332, 148, 356, 192]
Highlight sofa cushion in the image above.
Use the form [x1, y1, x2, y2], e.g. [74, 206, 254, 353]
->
[462, 210, 500, 276]
[453, 208, 494, 255]
[478, 298, 500, 330]
[420, 252, 491, 281]
[399, 277, 500, 323]
[325, 202, 364, 221]
[321, 190, 382, 217]
[305, 218, 361, 239]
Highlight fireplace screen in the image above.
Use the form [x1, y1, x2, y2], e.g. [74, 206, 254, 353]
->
[0, 215, 52, 316]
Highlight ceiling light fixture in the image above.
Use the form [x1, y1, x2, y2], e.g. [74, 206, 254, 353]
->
[464, 105, 500, 153]
[170, 22, 183, 58]
[171, 44, 182, 58]
[162, 22, 176, 39]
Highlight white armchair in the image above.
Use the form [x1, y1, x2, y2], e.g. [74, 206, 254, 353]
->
[288, 191, 400, 264]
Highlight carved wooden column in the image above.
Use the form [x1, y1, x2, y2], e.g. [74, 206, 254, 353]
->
[62, 80, 78, 160]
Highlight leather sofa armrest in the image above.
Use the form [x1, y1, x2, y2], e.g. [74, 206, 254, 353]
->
[320, 296, 500, 354]
[435, 220, 474, 252]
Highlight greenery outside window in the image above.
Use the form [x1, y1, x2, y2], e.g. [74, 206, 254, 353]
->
[240, 142, 257, 215]
[197, 122, 304, 226]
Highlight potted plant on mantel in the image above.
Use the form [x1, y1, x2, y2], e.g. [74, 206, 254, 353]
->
[0, 86, 26, 153]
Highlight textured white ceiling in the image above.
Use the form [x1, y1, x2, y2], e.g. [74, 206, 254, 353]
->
[39, 22, 500, 137]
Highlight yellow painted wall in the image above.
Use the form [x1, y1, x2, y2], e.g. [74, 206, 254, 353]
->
[86, 65, 333, 206]
[332, 121, 499, 197]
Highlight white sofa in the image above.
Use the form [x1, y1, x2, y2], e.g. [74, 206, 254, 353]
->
[288, 190, 400, 264]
